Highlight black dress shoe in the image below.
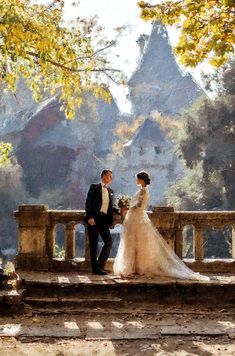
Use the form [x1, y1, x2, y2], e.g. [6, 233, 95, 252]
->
[102, 268, 112, 273]
[97, 265, 111, 273]
[92, 267, 108, 275]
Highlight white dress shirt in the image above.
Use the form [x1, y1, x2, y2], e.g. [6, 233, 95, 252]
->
[100, 182, 110, 214]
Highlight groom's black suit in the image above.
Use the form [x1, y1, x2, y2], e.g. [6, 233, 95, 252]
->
[85, 183, 114, 272]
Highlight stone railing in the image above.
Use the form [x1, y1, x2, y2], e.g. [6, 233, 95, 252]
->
[14, 205, 235, 273]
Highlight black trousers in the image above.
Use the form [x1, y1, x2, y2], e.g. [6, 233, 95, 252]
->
[87, 214, 113, 271]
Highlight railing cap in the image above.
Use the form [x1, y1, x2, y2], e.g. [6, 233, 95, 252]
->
[152, 206, 175, 213]
[18, 205, 48, 212]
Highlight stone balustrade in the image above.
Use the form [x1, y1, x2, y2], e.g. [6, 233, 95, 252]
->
[14, 205, 235, 273]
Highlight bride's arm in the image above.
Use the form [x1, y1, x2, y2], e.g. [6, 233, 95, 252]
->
[131, 189, 146, 209]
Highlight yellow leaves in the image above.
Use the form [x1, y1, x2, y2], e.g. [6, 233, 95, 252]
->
[5, 72, 18, 92]
[11, 23, 24, 37]
[209, 56, 228, 67]
[65, 109, 75, 120]
[139, 0, 235, 68]
[37, 39, 52, 52]
[0, 24, 6, 32]
[138, 1, 146, 8]
[0, 142, 13, 166]
[93, 86, 112, 103]
[0, 0, 120, 119]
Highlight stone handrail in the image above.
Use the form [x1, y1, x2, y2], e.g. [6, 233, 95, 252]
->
[14, 205, 235, 272]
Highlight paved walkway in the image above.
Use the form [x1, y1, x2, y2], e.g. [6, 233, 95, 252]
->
[0, 301, 235, 355]
[18, 270, 235, 285]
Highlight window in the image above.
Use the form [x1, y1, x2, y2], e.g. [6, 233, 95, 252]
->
[154, 145, 161, 154]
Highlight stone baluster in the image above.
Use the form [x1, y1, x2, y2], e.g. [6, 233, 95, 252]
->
[232, 226, 235, 259]
[65, 222, 76, 259]
[84, 225, 90, 261]
[175, 225, 184, 259]
[194, 226, 204, 260]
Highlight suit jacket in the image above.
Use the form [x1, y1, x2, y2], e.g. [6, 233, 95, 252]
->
[85, 183, 114, 226]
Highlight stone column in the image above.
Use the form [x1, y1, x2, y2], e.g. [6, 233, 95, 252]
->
[65, 222, 76, 259]
[14, 205, 49, 271]
[194, 226, 204, 260]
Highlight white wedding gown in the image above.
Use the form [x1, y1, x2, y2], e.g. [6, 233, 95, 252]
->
[113, 187, 209, 281]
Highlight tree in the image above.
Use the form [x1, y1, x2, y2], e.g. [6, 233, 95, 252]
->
[0, 0, 120, 119]
[167, 60, 235, 210]
[0, 157, 28, 252]
[166, 61, 235, 258]
[139, 0, 235, 67]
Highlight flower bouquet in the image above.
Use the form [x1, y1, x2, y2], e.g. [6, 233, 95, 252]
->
[117, 194, 131, 216]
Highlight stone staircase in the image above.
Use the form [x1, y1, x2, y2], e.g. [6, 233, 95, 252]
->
[18, 271, 235, 312]
[1, 271, 235, 344]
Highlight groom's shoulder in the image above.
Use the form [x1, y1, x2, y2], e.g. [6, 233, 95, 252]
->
[89, 183, 100, 189]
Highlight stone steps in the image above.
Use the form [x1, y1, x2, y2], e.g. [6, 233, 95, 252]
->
[20, 272, 235, 308]
[24, 295, 123, 309]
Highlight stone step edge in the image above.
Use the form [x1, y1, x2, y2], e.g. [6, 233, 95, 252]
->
[0, 289, 26, 304]
[27, 307, 235, 316]
[25, 296, 123, 303]
[21, 279, 234, 287]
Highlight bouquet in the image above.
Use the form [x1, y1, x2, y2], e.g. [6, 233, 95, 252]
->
[117, 195, 131, 209]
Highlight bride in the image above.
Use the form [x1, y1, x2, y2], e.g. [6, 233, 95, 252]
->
[113, 171, 209, 281]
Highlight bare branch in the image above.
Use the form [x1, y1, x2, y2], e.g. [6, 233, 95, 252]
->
[65, 40, 117, 64]
[103, 71, 120, 85]
[25, 50, 120, 73]
[139, 2, 158, 8]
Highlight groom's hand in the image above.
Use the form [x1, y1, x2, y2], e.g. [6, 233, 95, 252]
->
[88, 218, 96, 226]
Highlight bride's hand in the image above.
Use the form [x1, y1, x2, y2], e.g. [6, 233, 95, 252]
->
[120, 207, 129, 217]
[88, 218, 96, 226]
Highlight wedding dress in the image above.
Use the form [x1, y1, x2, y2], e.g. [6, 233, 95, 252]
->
[113, 187, 209, 281]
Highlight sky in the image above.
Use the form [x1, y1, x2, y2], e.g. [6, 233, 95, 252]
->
[64, 0, 154, 114]
[37, 0, 214, 114]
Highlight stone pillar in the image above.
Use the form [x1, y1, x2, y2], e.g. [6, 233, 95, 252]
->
[65, 222, 76, 259]
[46, 224, 56, 258]
[14, 205, 49, 271]
[84, 225, 90, 261]
[194, 226, 204, 260]
[151, 206, 176, 251]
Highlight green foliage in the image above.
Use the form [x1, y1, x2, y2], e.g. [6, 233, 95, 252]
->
[0, 0, 121, 119]
[139, 0, 235, 67]
[55, 244, 65, 259]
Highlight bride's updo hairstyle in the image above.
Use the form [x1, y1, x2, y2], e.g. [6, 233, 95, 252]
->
[136, 171, 151, 185]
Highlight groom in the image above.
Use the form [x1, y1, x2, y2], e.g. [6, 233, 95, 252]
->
[85, 169, 115, 275]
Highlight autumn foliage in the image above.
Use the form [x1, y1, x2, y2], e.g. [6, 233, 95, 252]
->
[0, 0, 118, 119]
[139, 0, 235, 67]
